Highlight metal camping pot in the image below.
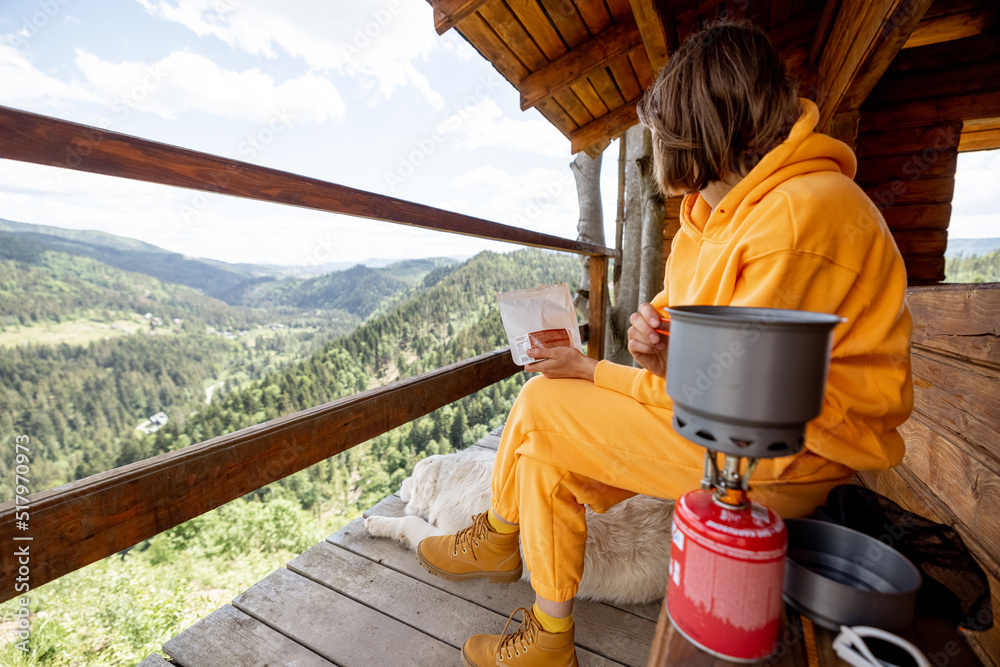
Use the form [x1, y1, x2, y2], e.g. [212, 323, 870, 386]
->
[665, 306, 845, 459]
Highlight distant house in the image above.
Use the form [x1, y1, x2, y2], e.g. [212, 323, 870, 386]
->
[136, 411, 169, 434]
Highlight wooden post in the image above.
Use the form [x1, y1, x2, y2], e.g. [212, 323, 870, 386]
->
[588, 255, 608, 360]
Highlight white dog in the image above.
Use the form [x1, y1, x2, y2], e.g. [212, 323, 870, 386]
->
[364, 446, 674, 605]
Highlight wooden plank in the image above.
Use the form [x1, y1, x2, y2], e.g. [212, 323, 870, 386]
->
[645, 605, 809, 666]
[882, 203, 952, 231]
[0, 107, 616, 258]
[608, 53, 644, 103]
[629, 45, 656, 89]
[538, 0, 591, 46]
[854, 149, 958, 184]
[629, 0, 671, 71]
[911, 349, 1000, 463]
[900, 414, 1000, 559]
[454, 14, 588, 132]
[505, 0, 568, 60]
[568, 2, 628, 119]
[890, 229, 949, 255]
[363, 494, 405, 519]
[135, 656, 173, 667]
[589, 255, 608, 360]
[908, 283, 1000, 369]
[163, 603, 336, 667]
[520, 19, 644, 111]
[814, 0, 933, 128]
[856, 122, 962, 158]
[863, 176, 955, 206]
[233, 568, 457, 665]
[432, 0, 491, 33]
[867, 60, 1000, 107]
[289, 541, 621, 666]
[0, 349, 522, 603]
[856, 464, 1000, 665]
[960, 122, 1000, 153]
[808, 0, 842, 66]
[860, 89, 1000, 132]
[903, 254, 946, 283]
[571, 100, 640, 154]
[903, 7, 995, 49]
[329, 519, 657, 666]
[887, 32, 1000, 74]
[290, 542, 506, 649]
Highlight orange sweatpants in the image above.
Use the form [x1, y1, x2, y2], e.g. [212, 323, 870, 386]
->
[490, 376, 854, 603]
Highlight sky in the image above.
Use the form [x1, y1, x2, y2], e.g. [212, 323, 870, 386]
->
[0, 0, 996, 268]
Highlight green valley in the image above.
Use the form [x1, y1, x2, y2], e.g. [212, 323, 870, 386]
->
[0, 222, 579, 665]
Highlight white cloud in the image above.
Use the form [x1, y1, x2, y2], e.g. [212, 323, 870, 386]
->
[437, 99, 569, 158]
[0, 42, 97, 108]
[952, 149, 1000, 237]
[135, 0, 446, 108]
[0, 160, 507, 265]
[449, 165, 578, 238]
[74, 49, 344, 124]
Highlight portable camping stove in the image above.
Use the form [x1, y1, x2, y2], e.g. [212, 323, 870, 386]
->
[662, 306, 843, 662]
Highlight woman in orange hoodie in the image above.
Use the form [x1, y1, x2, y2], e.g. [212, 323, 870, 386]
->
[419, 19, 913, 667]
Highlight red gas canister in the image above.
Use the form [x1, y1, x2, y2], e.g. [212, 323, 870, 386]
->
[667, 488, 787, 661]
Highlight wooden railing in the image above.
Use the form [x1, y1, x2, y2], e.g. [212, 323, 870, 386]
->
[0, 105, 619, 601]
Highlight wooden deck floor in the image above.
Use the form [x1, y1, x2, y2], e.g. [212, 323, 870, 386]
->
[143, 427, 661, 667]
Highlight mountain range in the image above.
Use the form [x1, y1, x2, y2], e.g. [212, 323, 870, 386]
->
[0, 218, 460, 319]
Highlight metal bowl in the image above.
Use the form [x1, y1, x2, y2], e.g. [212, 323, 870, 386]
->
[783, 518, 922, 630]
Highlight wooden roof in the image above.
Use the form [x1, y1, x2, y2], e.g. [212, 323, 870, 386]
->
[429, 0, 1000, 156]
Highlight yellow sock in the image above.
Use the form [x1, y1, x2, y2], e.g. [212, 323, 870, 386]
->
[487, 508, 519, 534]
[532, 604, 573, 633]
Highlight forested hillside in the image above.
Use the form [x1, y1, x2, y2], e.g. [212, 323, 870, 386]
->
[1, 243, 579, 665]
[945, 248, 1000, 282]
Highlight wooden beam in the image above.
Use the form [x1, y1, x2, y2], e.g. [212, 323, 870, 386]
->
[903, 254, 946, 283]
[815, 0, 934, 130]
[570, 100, 640, 155]
[628, 0, 671, 72]
[866, 60, 1000, 107]
[960, 118, 1000, 152]
[519, 19, 644, 111]
[588, 255, 608, 360]
[0, 106, 617, 259]
[908, 283, 1000, 369]
[808, 0, 843, 66]
[861, 90, 1000, 132]
[0, 349, 521, 602]
[882, 203, 952, 231]
[432, 0, 489, 34]
[903, 7, 995, 48]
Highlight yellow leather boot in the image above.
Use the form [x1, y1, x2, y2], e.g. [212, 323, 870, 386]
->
[417, 512, 522, 584]
[462, 607, 579, 667]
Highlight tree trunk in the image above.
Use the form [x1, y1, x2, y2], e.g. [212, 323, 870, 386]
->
[570, 151, 604, 322]
[638, 128, 665, 306]
[604, 125, 646, 365]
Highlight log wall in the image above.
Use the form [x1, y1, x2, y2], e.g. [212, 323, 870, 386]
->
[857, 283, 1000, 666]
[856, 34, 1000, 284]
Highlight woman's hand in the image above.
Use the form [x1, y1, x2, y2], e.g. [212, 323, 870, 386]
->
[525, 345, 598, 381]
[627, 302, 669, 377]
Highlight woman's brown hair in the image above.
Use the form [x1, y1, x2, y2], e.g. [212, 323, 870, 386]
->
[636, 19, 799, 195]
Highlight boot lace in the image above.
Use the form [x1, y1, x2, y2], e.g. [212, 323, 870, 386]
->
[495, 607, 538, 661]
[452, 512, 490, 560]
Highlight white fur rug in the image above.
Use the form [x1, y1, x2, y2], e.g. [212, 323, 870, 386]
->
[364, 446, 674, 605]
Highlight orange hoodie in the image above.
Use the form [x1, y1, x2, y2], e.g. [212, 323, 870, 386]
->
[595, 99, 913, 472]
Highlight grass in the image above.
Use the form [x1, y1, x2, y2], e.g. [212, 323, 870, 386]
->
[0, 499, 362, 666]
[0, 316, 147, 348]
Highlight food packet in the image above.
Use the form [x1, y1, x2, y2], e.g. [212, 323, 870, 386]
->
[497, 283, 583, 366]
